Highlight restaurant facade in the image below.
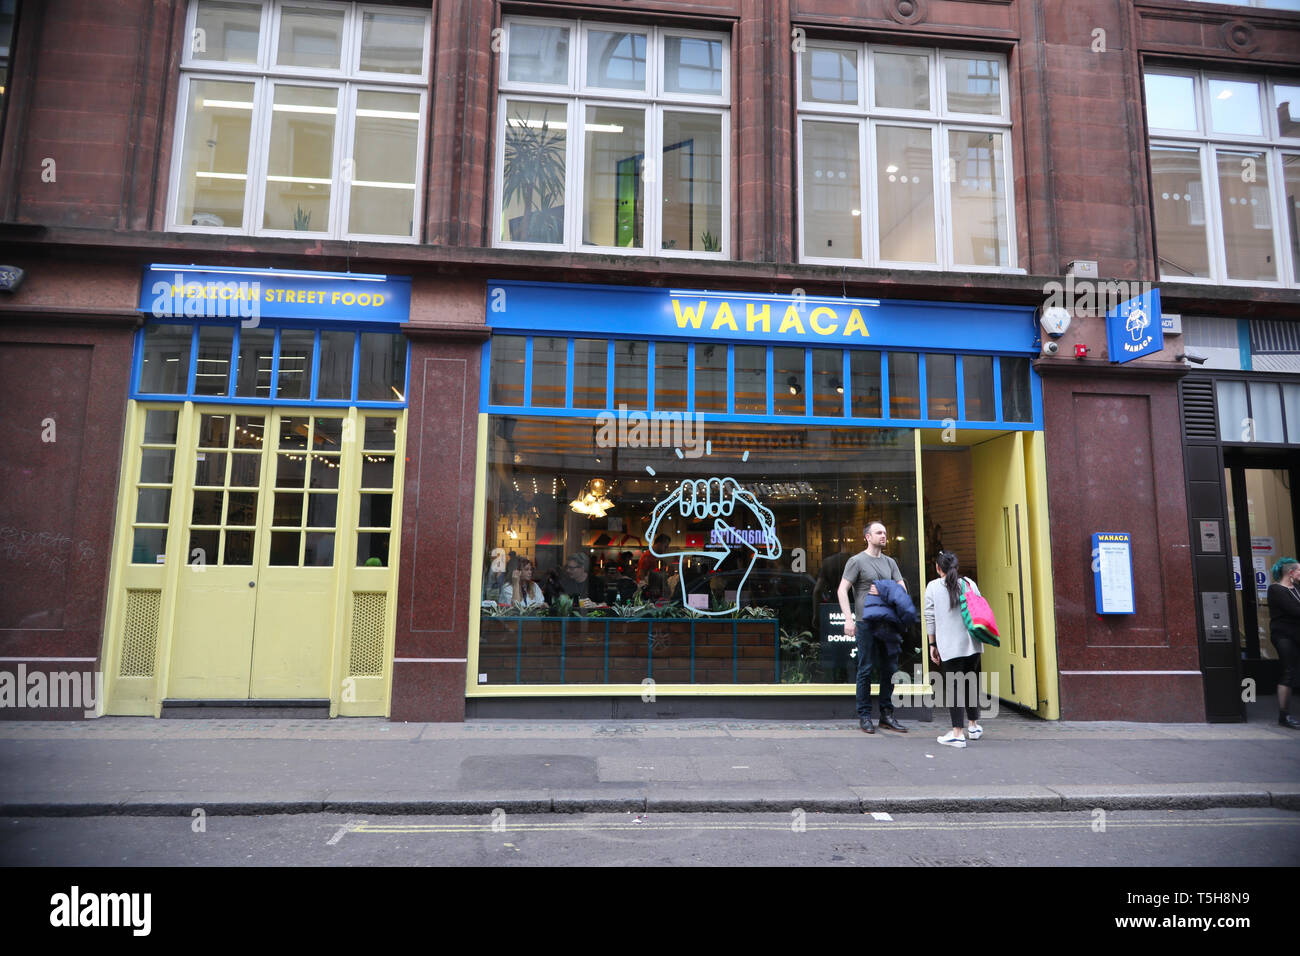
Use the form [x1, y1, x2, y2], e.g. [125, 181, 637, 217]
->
[0, 0, 1297, 722]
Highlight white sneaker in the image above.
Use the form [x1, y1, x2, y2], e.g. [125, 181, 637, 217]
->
[937, 731, 967, 748]
[967, 724, 983, 740]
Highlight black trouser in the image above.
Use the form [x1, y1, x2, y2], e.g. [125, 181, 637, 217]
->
[940, 653, 982, 728]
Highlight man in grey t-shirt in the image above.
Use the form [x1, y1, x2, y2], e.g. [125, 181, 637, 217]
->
[837, 521, 908, 734]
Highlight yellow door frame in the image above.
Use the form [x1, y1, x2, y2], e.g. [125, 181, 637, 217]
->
[100, 401, 406, 717]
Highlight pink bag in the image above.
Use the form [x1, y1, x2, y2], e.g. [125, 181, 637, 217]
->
[959, 579, 1000, 646]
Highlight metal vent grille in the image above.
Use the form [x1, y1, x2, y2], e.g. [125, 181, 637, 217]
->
[349, 592, 386, 677]
[120, 589, 161, 678]
[1181, 379, 1217, 440]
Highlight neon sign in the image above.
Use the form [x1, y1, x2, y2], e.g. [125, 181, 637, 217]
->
[645, 477, 782, 616]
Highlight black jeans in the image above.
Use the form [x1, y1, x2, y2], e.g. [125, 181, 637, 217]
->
[940, 652, 982, 728]
[855, 619, 899, 720]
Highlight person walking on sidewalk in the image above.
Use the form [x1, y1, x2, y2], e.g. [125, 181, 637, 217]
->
[925, 550, 984, 749]
[1268, 557, 1300, 730]
[839, 521, 911, 735]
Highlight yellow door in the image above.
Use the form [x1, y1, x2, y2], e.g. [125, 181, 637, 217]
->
[169, 409, 270, 697]
[170, 409, 344, 700]
[972, 431, 1038, 710]
[248, 413, 347, 698]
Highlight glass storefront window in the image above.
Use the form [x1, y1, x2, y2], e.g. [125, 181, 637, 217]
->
[531, 336, 567, 407]
[490, 334, 525, 406]
[655, 342, 689, 410]
[1285, 384, 1300, 443]
[573, 338, 607, 409]
[1248, 382, 1285, 442]
[317, 331, 354, 401]
[773, 347, 805, 416]
[850, 350, 882, 418]
[888, 352, 919, 419]
[139, 324, 193, 394]
[811, 349, 844, 417]
[485, 336, 1038, 427]
[195, 326, 234, 396]
[615, 340, 647, 408]
[734, 345, 767, 414]
[964, 355, 995, 422]
[694, 343, 726, 412]
[1000, 357, 1033, 423]
[1217, 381, 1249, 441]
[358, 332, 407, 402]
[234, 328, 274, 398]
[480, 416, 919, 686]
[927, 354, 957, 420]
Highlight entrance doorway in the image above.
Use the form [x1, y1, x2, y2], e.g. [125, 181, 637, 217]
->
[102, 402, 405, 715]
[921, 430, 1053, 715]
[1224, 459, 1299, 683]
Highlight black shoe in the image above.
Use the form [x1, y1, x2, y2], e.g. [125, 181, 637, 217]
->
[878, 714, 907, 733]
[1280, 713, 1300, 730]
[859, 718, 875, 734]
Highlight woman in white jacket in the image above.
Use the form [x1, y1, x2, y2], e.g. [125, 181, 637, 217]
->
[923, 550, 984, 749]
[500, 557, 545, 607]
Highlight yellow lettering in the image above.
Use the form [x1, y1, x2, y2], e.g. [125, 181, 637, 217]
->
[844, 308, 869, 338]
[778, 305, 806, 335]
[711, 302, 738, 331]
[809, 307, 838, 336]
[745, 303, 770, 333]
[672, 299, 707, 330]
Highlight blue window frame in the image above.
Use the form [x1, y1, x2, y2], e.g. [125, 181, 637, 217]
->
[132, 319, 410, 409]
[482, 334, 1041, 429]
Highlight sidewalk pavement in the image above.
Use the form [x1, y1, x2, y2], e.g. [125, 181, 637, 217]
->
[3, 704, 1298, 817]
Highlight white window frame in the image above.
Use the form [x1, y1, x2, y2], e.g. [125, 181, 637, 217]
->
[493, 17, 731, 259]
[1145, 67, 1298, 288]
[168, 0, 430, 243]
[796, 41, 1019, 274]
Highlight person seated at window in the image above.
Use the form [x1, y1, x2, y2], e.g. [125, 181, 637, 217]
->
[638, 534, 670, 583]
[558, 552, 604, 604]
[499, 556, 544, 607]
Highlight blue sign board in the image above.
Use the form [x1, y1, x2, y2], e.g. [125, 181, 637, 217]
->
[140, 264, 412, 324]
[1093, 532, 1136, 615]
[488, 280, 1037, 354]
[1105, 287, 1163, 364]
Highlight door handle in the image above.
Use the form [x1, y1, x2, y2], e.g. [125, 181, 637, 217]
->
[248, 581, 256, 588]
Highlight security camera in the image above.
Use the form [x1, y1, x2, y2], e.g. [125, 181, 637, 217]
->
[1041, 340, 1060, 356]
[1178, 348, 1209, 365]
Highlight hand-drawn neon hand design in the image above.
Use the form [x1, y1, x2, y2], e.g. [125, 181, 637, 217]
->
[645, 477, 782, 616]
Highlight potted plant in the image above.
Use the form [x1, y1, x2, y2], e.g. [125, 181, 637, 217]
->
[501, 109, 566, 243]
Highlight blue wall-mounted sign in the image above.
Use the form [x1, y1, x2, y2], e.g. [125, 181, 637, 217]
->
[1106, 287, 1162, 364]
[140, 264, 412, 324]
[1092, 531, 1136, 615]
[488, 280, 1037, 354]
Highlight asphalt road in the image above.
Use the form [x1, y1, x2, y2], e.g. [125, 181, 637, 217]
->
[4, 808, 1297, 867]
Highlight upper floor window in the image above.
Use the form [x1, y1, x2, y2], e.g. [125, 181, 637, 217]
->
[494, 18, 730, 257]
[169, 0, 430, 242]
[797, 42, 1016, 272]
[1145, 69, 1300, 287]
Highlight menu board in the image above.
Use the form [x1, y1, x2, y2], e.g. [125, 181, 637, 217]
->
[1093, 532, 1135, 615]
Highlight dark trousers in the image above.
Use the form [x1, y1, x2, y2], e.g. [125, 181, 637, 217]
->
[940, 653, 982, 728]
[855, 619, 899, 720]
